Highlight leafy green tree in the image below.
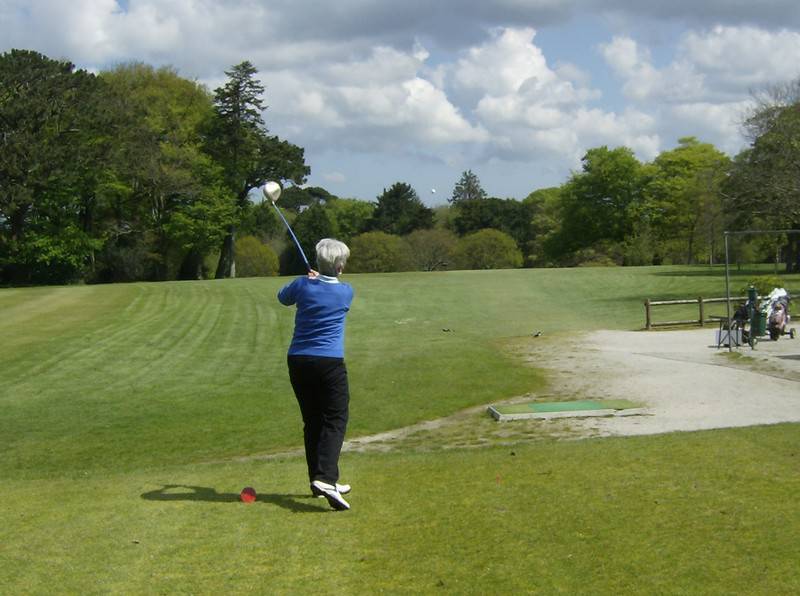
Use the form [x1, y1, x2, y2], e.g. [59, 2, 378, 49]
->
[454, 228, 523, 270]
[643, 137, 730, 264]
[405, 229, 458, 271]
[98, 63, 234, 281]
[549, 146, 645, 263]
[280, 203, 338, 275]
[619, 223, 658, 266]
[433, 204, 457, 230]
[453, 198, 503, 235]
[326, 198, 374, 244]
[0, 49, 102, 283]
[370, 182, 434, 236]
[452, 197, 530, 246]
[204, 61, 309, 278]
[239, 200, 280, 242]
[450, 169, 487, 204]
[347, 231, 413, 273]
[523, 187, 563, 267]
[279, 185, 336, 211]
[726, 80, 800, 271]
[234, 235, 279, 277]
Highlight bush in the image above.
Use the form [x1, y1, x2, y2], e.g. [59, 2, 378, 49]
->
[347, 231, 413, 273]
[325, 199, 373, 244]
[234, 236, 279, 277]
[405, 229, 457, 271]
[4, 225, 101, 284]
[621, 228, 657, 266]
[740, 275, 785, 296]
[576, 252, 618, 267]
[453, 229, 523, 270]
[92, 237, 150, 283]
[280, 203, 339, 275]
[573, 243, 620, 267]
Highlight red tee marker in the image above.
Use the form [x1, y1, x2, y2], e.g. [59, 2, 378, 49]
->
[240, 487, 257, 503]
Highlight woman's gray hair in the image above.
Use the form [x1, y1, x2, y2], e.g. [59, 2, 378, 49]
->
[315, 238, 350, 276]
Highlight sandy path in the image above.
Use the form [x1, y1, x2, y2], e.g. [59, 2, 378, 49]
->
[534, 328, 800, 438]
[235, 328, 800, 463]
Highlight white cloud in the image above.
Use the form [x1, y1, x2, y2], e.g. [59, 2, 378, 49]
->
[573, 108, 660, 160]
[603, 26, 800, 102]
[454, 27, 556, 95]
[4, 0, 308, 76]
[294, 89, 344, 128]
[554, 61, 593, 89]
[401, 78, 489, 143]
[669, 101, 751, 153]
[326, 46, 423, 87]
[452, 27, 657, 163]
[451, 25, 601, 107]
[261, 44, 487, 153]
[412, 40, 430, 63]
[600, 36, 704, 102]
[600, 36, 643, 77]
[598, 25, 800, 158]
[681, 25, 800, 88]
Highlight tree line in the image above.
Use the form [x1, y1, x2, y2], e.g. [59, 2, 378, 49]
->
[2, 49, 799, 284]
[0, 50, 307, 284]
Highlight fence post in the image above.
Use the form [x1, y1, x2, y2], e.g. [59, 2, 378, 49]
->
[645, 299, 651, 330]
[699, 296, 704, 327]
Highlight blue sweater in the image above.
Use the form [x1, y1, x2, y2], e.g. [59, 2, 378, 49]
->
[277, 275, 354, 358]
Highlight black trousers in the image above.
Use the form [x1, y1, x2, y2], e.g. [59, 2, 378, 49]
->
[287, 356, 350, 485]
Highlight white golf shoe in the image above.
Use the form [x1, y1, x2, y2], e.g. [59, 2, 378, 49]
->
[311, 481, 351, 496]
[310, 480, 350, 511]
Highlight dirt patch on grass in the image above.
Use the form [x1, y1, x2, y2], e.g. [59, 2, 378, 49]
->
[513, 328, 800, 438]
[342, 399, 583, 454]
[240, 328, 800, 462]
[343, 328, 800, 452]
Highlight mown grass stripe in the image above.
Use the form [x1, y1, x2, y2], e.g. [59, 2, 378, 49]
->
[2, 266, 799, 478]
[2, 267, 799, 594]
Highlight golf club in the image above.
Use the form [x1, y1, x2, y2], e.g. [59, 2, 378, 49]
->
[263, 181, 311, 272]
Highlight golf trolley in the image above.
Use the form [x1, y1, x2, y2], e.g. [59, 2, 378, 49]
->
[727, 287, 796, 348]
[722, 229, 800, 352]
[763, 288, 796, 341]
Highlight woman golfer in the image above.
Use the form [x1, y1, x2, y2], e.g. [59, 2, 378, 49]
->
[277, 238, 354, 511]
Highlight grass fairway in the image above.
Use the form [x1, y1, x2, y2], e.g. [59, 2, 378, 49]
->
[3, 427, 798, 593]
[2, 266, 799, 593]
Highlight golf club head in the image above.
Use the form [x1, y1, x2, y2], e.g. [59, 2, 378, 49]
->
[263, 181, 282, 203]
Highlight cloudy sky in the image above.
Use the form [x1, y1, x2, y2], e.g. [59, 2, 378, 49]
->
[3, 1, 800, 204]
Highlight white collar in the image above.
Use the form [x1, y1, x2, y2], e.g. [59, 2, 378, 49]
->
[317, 274, 339, 284]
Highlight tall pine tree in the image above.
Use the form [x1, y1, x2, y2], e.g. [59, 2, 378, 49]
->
[450, 170, 487, 204]
[205, 61, 309, 278]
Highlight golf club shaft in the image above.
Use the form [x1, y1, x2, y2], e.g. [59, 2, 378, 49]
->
[272, 202, 311, 271]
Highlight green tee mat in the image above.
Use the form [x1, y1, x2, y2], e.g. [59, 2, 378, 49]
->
[488, 399, 645, 421]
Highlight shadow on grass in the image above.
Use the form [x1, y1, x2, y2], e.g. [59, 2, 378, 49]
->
[140, 485, 324, 513]
[777, 354, 800, 361]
